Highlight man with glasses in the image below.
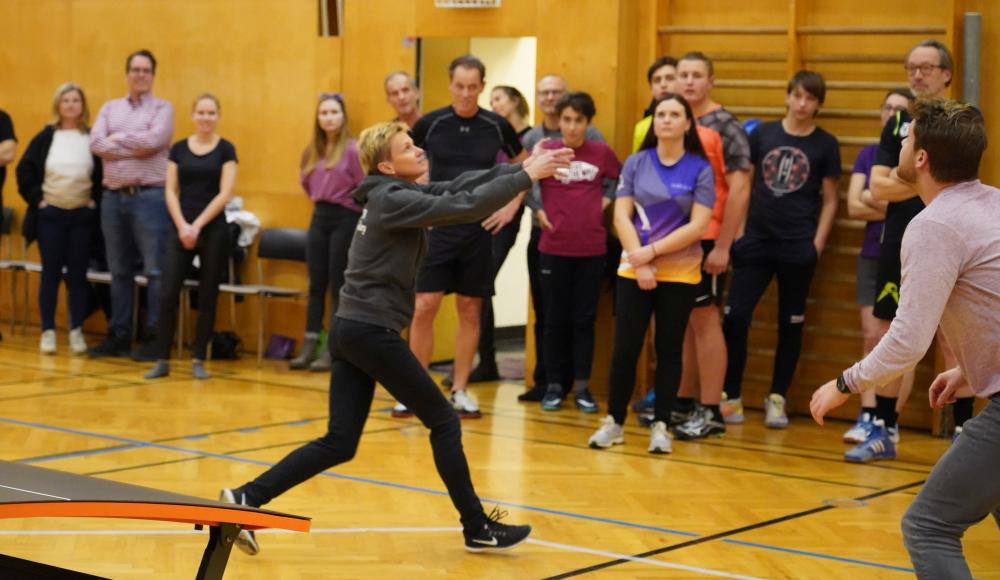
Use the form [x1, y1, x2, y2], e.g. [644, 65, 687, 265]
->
[847, 39, 967, 462]
[89, 49, 173, 360]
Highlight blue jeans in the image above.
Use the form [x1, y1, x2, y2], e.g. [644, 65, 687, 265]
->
[100, 187, 169, 337]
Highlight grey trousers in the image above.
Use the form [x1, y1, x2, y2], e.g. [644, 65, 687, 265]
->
[902, 395, 1000, 579]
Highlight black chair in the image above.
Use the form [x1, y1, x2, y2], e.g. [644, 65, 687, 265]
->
[248, 228, 308, 365]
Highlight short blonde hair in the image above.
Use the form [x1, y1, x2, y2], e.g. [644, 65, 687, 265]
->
[358, 121, 409, 175]
[51, 82, 90, 131]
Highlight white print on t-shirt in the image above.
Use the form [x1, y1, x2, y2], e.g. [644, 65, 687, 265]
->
[899, 121, 910, 138]
[761, 146, 811, 196]
[555, 160, 599, 184]
[356, 209, 368, 235]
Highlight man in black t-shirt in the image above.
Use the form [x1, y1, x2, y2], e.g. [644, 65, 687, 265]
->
[0, 109, 16, 343]
[722, 71, 841, 430]
[406, 55, 526, 419]
[854, 40, 971, 461]
[0, 110, 17, 212]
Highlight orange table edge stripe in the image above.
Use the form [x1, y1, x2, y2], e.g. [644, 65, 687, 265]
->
[0, 502, 310, 532]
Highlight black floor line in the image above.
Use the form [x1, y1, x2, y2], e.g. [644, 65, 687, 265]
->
[80, 425, 406, 478]
[543, 479, 926, 579]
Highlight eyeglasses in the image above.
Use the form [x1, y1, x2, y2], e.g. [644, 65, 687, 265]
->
[904, 63, 945, 76]
[128, 67, 153, 75]
[538, 90, 565, 97]
[319, 92, 344, 101]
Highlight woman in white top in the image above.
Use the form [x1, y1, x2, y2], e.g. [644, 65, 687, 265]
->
[16, 83, 103, 354]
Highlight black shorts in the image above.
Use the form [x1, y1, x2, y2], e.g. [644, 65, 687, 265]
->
[693, 239, 727, 308]
[415, 223, 493, 297]
[873, 242, 902, 320]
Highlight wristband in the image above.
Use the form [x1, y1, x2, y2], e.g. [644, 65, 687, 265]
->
[836, 374, 851, 394]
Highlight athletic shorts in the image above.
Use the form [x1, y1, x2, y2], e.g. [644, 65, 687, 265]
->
[873, 243, 902, 320]
[855, 255, 879, 307]
[693, 239, 727, 308]
[415, 224, 493, 297]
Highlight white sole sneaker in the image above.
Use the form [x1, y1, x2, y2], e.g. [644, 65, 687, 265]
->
[218, 488, 260, 556]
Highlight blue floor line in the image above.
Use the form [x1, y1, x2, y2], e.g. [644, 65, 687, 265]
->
[0, 415, 914, 574]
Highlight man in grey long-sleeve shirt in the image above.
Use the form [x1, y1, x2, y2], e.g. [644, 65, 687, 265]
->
[809, 98, 997, 580]
[221, 121, 573, 557]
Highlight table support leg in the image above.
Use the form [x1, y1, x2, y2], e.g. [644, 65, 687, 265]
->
[195, 523, 239, 580]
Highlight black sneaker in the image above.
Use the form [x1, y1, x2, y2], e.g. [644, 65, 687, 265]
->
[517, 384, 547, 402]
[467, 363, 500, 383]
[673, 407, 726, 440]
[219, 488, 260, 556]
[464, 507, 531, 553]
[88, 334, 131, 358]
[669, 407, 699, 427]
[131, 338, 160, 362]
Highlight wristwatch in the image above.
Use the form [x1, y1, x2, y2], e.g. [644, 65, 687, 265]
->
[836, 374, 851, 394]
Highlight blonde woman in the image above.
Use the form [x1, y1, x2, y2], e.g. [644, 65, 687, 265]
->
[16, 83, 102, 354]
[145, 94, 237, 380]
[290, 93, 364, 372]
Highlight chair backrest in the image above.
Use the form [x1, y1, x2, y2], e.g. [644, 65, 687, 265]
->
[257, 228, 307, 262]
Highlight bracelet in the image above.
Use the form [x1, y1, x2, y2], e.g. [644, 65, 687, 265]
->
[836, 374, 851, 394]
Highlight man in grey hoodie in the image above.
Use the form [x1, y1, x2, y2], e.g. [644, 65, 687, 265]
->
[221, 121, 573, 557]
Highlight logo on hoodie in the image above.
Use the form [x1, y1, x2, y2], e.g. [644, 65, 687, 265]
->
[356, 209, 368, 235]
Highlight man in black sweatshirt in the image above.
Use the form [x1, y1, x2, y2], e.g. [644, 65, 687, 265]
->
[221, 121, 572, 557]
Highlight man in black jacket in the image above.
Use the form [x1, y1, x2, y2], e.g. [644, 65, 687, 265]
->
[221, 121, 572, 557]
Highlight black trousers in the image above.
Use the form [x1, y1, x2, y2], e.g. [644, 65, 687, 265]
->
[607, 278, 696, 425]
[723, 237, 817, 399]
[305, 203, 360, 334]
[540, 253, 604, 384]
[527, 226, 548, 386]
[156, 218, 228, 360]
[240, 316, 487, 531]
[37, 205, 95, 330]
[477, 206, 523, 367]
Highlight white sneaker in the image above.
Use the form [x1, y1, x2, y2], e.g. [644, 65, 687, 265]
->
[69, 327, 87, 355]
[648, 420, 672, 454]
[40, 330, 57, 354]
[451, 390, 482, 418]
[588, 415, 624, 449]
[218, 488, 260, 555]
[888, 423, 901, 445]
[764, 394, 789, 429]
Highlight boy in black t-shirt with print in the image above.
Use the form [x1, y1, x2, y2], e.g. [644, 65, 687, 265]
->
[722, 71, 841, 429]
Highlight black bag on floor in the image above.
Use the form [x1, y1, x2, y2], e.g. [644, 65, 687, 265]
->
[209, 331, 242, 360]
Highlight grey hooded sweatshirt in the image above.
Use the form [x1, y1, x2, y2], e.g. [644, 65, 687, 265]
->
[337, 163, 532, 332]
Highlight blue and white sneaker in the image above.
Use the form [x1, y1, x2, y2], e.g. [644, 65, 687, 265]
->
[574, 390, 599, 413]
[632, 390, 655, 413]
[844, 419, 896, 463]
[541, 387, 563, 411]
[843, 411, 874, 444]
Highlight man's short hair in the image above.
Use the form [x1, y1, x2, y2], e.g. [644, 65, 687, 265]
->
[126, 49, 157, 74]
[448, 54, 486, 82]
[384, 71, 417, 91]
[358, 121, 409, 175]
[646, 56, 678, 84]
[678, 51, 713, 77]
[908, 39, 955, 86]
[787, 70, 826, 104]
[555, 91, 596, 121]
[911, 97, 987, 183]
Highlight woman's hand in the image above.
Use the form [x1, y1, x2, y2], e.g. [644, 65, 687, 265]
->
[179, 223, 200, 250]
[627, 245, 656, 268]
[536, 209, 553, 230]
[809, 380, 851, 426]
[929, 367, 968, 408]
[635, 265, 657, 290]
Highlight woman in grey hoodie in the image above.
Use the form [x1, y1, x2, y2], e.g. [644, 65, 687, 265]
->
[221, 121, 573, 557]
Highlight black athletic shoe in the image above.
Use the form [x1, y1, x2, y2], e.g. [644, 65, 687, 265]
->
[464, 507, 531, 553]
[131, 338, 159, 362]
[467, 363, 500, 383]
[517, 384, 547, 402]
[441, 373, 454, 388]
[88, 334, 131, 358]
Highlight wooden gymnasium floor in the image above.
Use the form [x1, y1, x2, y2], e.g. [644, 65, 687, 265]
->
[0, 331, 997, 579]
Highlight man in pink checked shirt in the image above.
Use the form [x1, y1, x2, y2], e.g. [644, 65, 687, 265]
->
[89, 49, 174, 361]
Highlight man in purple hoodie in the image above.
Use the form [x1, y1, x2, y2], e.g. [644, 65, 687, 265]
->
[809, 98, 996, 580]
